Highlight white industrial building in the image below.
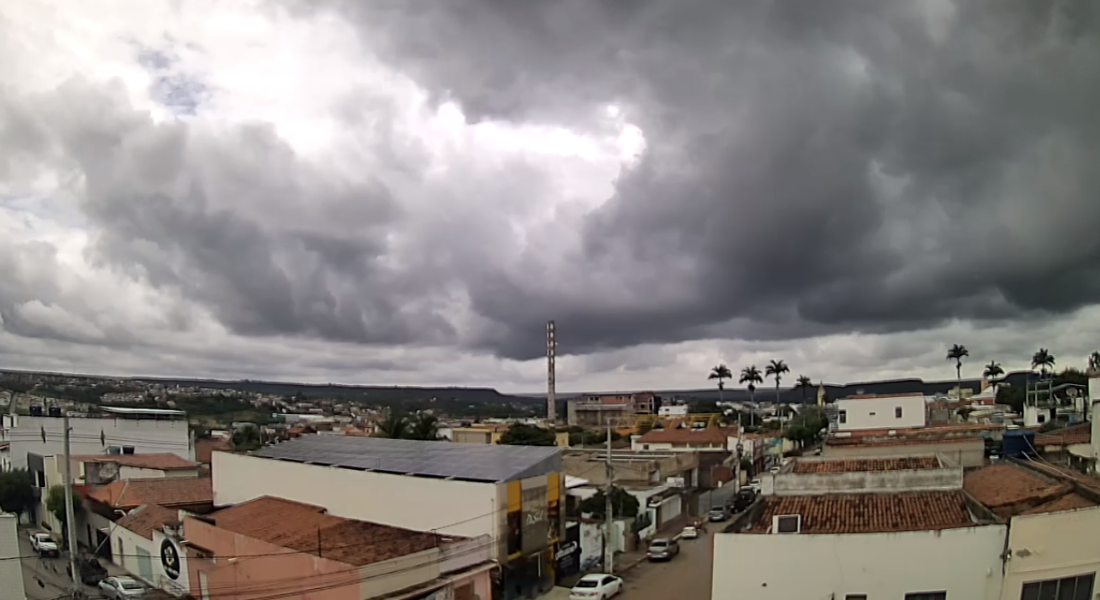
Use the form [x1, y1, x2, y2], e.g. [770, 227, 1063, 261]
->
[0, 513, 27, 600]
[835, 393, 927, 431]
[212, 436, 565, 600]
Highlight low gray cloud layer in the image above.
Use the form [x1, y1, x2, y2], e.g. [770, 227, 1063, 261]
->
[1, 0, 1099, 388]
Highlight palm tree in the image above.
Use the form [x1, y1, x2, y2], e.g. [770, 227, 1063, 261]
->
[708, 364, 733, 403]
[946, 344, 969, 399]
[740, 366, 763, 426]
[1032, 348, 1056, 376]
[983, 361, 1004, 382]
[1090, 351, 1100, 373]
[407, 413, 440, 441]
[375, 412, 409, 439]
[795, 375, 813, 402]
[765, 360, 790, 406]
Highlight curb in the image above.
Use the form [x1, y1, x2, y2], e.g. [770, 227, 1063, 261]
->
[616, 554, 649, 575]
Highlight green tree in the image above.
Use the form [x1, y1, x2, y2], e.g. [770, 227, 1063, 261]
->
[498, 424, 557, 446]
[578, 487, 639, 519]
[983, 361, 1004, 381]
[785, 405, 828, 446]
[406, 413, 441, 441]
[997, 385, 1025, 413]
[375, 412, 410, 439]
[946, 344, 969, 399]
[708, 364, 733, 403]
[795, 375, 813, 402]
[765, 359, 790, 405]
[1032, 348, 1055, 376]
[0, 469, 35, 518]
[229, 424, 262, 451]
[739, 366, 763, 426]
[46, 485, 82, 546]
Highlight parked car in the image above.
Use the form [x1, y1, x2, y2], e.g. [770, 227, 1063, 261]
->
[569, 573, 622, 599]
[646, 537, 680, 561]
[98, 576, 146, 600]
[769, 465, 782, 474]
[67, 557, 108, 586]
[681, 525, 699, 539]
[709, 505, 731, 522]
[29, 532, 59, 557]
[748, 479, 762, 493]
[731, 488, 756, 512]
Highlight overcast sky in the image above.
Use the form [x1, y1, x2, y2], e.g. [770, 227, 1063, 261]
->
[2, 0, 1099, 393]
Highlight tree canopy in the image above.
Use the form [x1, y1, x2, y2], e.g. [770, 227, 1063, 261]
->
[785, 405, 829, 445]
[578, 486, 640, 519]
[498, 424, 557, 446]
[46, 485, 82, 525]
[0, 469, 35, 517]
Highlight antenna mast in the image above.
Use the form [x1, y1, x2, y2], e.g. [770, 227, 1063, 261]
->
[547, 321, 557, 425]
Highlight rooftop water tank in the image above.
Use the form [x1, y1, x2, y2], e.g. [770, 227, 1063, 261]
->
[1003, 429, 1036, 458]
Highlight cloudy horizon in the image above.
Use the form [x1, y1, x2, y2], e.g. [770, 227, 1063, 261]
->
[2, 0, 1099, 394]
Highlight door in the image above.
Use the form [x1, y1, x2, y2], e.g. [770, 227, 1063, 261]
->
[136, 547, 153, 581]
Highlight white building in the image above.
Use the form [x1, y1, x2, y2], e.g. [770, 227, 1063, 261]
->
[212, 436, 564, 600]
[835, 393, 926, 431]
[0, 513, 27, 600]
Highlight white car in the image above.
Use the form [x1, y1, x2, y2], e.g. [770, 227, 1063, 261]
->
[98, 576, 146, 599]
[570, 573, 623, 599]
[748, 479, 762, 492]
[681, 525, 699, 539]
[29, 532, 59, 557]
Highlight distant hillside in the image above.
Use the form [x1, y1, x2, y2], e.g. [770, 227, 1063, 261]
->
[139, 377, 538, 404]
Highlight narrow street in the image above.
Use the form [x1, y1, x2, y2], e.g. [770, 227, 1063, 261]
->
[17, 531, 106, 600]
[617, 532, 712, 600]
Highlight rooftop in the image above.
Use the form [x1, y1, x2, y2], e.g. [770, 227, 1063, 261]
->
[843, 393, 925, 400]
[1034, 422, 1092, 447]
[253, 435, 560, 483]
[74, 453, 199, 471]
[99, 406, 187, 418]
[1022, 493, 1097, 515]
[964, 463, 1071, 513]
[792, 457, 940, 474]
[87, 477, 213, 509]
[195, 438, 232, 464]
[637, 427, 732, 446]
[116, 504, 180, 540]
[746, 492, 977, 534]
[207, 496, 442, 566]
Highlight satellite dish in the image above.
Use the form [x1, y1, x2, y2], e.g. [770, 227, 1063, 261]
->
[99, 461, 120, 482]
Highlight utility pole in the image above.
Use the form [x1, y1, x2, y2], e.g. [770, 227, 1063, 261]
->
[62, 412, 80, 592]
[603, 415, 614, 574]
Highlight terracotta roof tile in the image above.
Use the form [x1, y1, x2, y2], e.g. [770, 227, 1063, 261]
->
[116, 504, 180, 540]
[964, 464, 1070, 511]
[1021, 493, 1097, 515]
[74, 453, 199, 471]
[194, 438, 231, 464]
[826, 434, 985, 448]
[1034, 422, 1092, 447]
[747, 492, 975, 533]
[637, 427, 733, 446]
[793, 457, 939, 474]
[208, 496, 442, 566]
[87, 477, 213, 509]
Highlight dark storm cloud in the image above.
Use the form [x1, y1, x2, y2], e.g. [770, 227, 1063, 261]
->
[311, 0, 1100, 359]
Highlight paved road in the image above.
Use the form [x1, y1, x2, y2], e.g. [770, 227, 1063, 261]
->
[618, 533, 712, 600]
[17, 532, 106, 600]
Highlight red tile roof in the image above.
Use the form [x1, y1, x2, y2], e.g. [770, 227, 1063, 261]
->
[1034, 422, 1092, 447]
[826, 434, 985, 448]
[747, 492, 976, 534]
[116, 504, 180, 540]
[87, 477, 213, 509]
[792, 457, 939, 474]
[194, 438, 231, 464]
[637, 427, 733, 446]
[208, 496, 443, 566]
[963, 464, 1070, 513]
[74, 453, 199, 471]
[1021, 493, 1097, 515]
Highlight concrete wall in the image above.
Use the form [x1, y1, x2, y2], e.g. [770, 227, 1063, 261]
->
[712, 525, 1007, 600]
[6, 415, 192, 470]
[836, 395, 926, 431]
[563, 452, 698, 487]
[0, 513, 26, 600]
[823, 437, 986, 468]
[213, 452, 498, 540]
[111, 521, 155, 584]
[1001, 505, 1100, 600]
[765, 458, 963, 496]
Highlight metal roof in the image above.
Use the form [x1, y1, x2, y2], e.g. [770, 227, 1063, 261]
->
[253, 436, 561, 483]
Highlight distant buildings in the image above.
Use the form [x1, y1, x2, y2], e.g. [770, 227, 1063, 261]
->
[835, 393, 927, 431]
[566, 392, 657, 427]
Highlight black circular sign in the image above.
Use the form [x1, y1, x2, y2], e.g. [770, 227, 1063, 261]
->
[160, 539, 180, 580]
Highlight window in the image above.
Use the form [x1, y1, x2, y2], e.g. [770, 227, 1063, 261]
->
[869, 411, 877, 417]
[896, 407, 903, 418]
[1038, 414, 1046, 424]
[905, 593, 946, 600]
[839, 410, 847, 424]
[1020, 573, 1094, 600]
[846, 595, 867, 600]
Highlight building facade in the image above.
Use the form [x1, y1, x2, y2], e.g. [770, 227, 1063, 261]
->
[0, 513, 26, 600]
[835, 394, 927, 431]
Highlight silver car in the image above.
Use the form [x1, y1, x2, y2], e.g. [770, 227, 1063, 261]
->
[646, 537, 680, 561]
[98, 576, 146, 599]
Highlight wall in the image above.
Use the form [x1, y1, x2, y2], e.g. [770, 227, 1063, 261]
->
[767, 460, 963, 496]
[213, 453, 498, 540]
[823, 437, 986, 468]
[563, 452, 698, 487]
[0, 513, 26, 600]
[1001, 505, 1100, 600]
[119, 466, 198, 480]
[712, 525, 1007, 600]
[6, 415, 192, 470]
[112, 521, 155, 584]
[836, 395, 926, 431]
[151, 528, 191, 598]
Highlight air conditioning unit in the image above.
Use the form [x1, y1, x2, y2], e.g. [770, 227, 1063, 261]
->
[122, 446, 135, 455]
[772, 514, 801, 534]
[107, 446, 122, 455]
